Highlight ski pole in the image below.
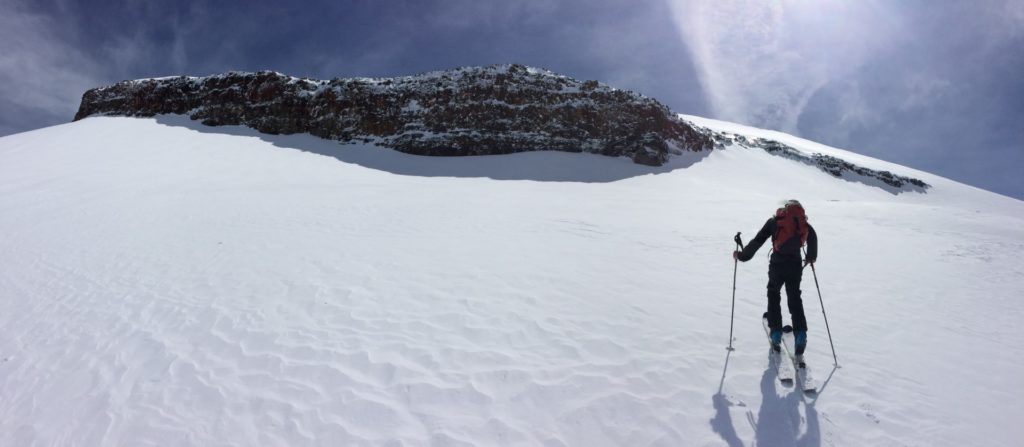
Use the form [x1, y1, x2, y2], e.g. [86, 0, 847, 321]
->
[809, 261, 839, 366]
[728, 232, 743, 350]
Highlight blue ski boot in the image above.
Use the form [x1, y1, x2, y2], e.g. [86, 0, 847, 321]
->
[795, 330, 807, 355]
[770, 329, 782, 352]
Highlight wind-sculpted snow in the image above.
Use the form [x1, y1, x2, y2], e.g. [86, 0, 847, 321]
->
[73, 64, 713, 166]
[3, 117, 1022, 446]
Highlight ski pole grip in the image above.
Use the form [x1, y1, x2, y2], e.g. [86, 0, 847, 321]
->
[733, 232, 744, 249]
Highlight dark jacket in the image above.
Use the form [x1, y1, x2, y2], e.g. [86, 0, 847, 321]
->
[738, 217, 817, 263]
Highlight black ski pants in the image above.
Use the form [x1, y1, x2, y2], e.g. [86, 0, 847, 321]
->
[766, 257, 808, 333]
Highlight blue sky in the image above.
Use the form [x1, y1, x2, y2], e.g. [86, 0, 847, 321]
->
[3, 0, 1022, 199]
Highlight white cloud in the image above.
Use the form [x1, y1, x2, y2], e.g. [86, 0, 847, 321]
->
[0, 0, 207, 133]
[0, 5, 106, 122]
[664, 0, 899, 133]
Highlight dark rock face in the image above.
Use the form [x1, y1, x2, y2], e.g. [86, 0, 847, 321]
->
[74, 64, 714, 166]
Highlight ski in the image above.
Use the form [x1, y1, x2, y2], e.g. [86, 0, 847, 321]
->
[781, 331, 819, 394]
[762, 317, 794, 384]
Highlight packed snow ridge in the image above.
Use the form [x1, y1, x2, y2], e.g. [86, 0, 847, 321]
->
[74, 64, 928, 192]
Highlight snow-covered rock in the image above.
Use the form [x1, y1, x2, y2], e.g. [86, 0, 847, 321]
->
[682, 116, 930, 193]
[74, 64, 713, 166]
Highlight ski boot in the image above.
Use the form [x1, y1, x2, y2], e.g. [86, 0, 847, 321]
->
[770, 329, 782, 352]
[795, 330, 807, 356]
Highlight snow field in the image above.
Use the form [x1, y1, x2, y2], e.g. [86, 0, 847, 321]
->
[0, 117, 1022, 446]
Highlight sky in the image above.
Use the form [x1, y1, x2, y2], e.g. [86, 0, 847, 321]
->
[2, 0, 1022, 199]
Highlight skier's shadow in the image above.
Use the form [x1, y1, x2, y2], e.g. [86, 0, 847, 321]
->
[711, 351, 821, 447]
[752, 354, 821, 446]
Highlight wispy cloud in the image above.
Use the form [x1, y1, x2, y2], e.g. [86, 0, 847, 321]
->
[0, 3, 106, 123]
[0, 0, 210, 133]
[665, 0, 1024, 198]
[665, 0, 898, 133]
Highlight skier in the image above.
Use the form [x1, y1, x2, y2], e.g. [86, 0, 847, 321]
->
[734, 200, 817, 355]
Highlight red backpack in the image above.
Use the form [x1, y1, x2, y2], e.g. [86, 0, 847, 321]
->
[773, 201, 809, 252]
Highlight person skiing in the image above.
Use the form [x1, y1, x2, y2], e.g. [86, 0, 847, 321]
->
[734, 199, 817, 356]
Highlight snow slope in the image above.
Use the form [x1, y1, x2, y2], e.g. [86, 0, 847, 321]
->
[1, 116, 1022, 446]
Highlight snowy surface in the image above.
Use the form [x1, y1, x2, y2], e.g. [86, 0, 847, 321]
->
[1, 116, 1023, 446]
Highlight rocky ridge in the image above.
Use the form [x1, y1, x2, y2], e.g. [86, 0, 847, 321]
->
[72, 64, 932, 192]
[74, 64, 713, 166]
[683, 120, 930, 192]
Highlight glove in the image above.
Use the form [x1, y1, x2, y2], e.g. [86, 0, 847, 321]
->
[803, 258, 816, 267]
[733, 250, 741, 261]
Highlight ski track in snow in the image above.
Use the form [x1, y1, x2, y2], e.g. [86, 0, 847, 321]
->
[0, 117, 1023, 446]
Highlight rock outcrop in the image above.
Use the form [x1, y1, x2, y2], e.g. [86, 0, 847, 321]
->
[74, 64, 714, 166]
[686, 121, 931, 192]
